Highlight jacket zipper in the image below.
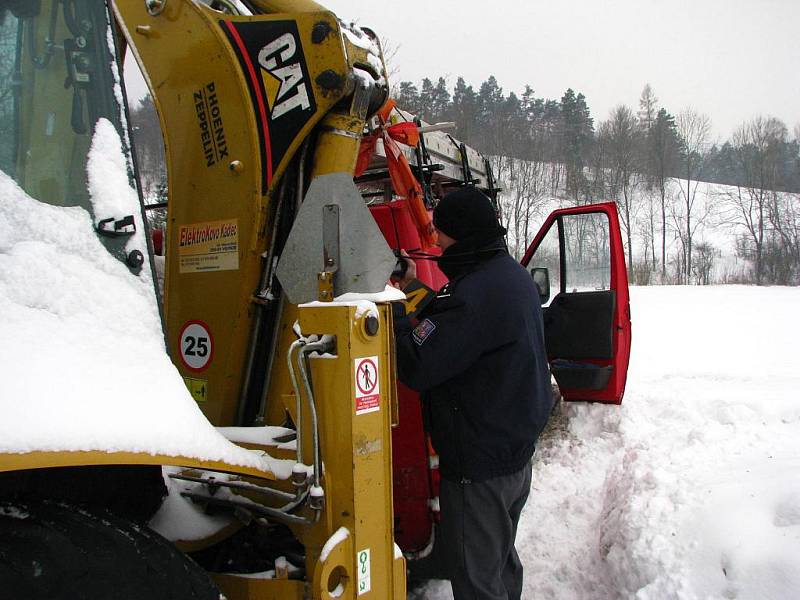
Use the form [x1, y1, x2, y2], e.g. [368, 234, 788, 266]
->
[452, 398, 470, 483]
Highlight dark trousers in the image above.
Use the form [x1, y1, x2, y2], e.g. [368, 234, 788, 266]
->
[439, 463, 532, 600]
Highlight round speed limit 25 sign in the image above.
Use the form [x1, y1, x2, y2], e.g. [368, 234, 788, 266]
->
[178, 320, 214, 372]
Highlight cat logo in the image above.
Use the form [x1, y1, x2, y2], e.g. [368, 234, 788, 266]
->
[257, 33, 311, 119]
[221, 19, 318, 191]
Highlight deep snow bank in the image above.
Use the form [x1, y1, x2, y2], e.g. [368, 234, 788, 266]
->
[0, 171, 287, 475]
[413, 285, 800, 600]
[593, 286, 800, 600]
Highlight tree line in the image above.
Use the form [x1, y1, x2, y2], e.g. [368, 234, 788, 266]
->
[394, 77, 800, 285]
[127, 76, 800, 286]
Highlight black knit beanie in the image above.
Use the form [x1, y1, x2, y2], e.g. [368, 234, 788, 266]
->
[433, 187, 506, 243]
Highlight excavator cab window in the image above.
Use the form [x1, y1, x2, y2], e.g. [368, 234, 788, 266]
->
[0, 1, 145, 269]
[0, 7, 20, 175]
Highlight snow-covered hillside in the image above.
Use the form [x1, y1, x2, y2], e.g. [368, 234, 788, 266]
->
[496, 162, 799, 286]
[412, 285, 800, 600]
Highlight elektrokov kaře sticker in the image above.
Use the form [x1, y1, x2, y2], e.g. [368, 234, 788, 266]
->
[178, 219, 239, 273]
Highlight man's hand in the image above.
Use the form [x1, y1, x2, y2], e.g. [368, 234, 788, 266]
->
[392, 250, 417, 291]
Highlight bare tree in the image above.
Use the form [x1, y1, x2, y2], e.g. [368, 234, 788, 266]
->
[675, 108, 712, 283]
[637, 84, 658, 132]
[637, 191, 659, 273]
[379, 37, 402, 88]
[497, 157, 549, 259]
[601, 105, 639, 274]
[692, 242, 718, 285]
[766, 192, 800, 284]
[588, 123, 609, 202]
[669, 189, 714, 283]
[0, 12, 18, 173]
[646, 109, 680, 279]
[130, 96, 167, 200]
[723, 116, 788, 284]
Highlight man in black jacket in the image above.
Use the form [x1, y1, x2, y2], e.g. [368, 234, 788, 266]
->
[394, 187, 553, 600]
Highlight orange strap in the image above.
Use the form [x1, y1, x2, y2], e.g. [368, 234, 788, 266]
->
[355, 101, 436, 248]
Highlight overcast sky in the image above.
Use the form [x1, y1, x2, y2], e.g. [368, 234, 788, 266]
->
[323, 0, 799, 141]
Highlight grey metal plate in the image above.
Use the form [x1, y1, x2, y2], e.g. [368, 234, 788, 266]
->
[276, 172, 396, 304]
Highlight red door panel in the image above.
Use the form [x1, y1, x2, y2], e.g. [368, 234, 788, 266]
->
[521, 202, 631, 404]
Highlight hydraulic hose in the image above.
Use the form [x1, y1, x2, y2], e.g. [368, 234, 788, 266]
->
[297, 339, 334, 489]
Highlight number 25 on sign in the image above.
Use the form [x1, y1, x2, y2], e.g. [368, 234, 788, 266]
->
[178, 320, 214, 372]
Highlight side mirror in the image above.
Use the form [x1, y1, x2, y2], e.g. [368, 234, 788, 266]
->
[531, 267, 550, 305]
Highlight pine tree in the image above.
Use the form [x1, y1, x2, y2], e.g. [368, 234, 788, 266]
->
[475, 76, 505, 155]
[430, 77, 451, 123]
[520, 86, 537, 122]
[395, 81, 420, 115]
[419, 78, 435, 121]
[560, 89, 593, 202]
[501, 92, 526, 157]
[451, 77, 477, 142]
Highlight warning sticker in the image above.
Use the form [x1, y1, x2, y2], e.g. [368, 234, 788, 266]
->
[183, 377, 208, 403]
[354, 356, 380, 415]
[178, 219, 239, 273]
[357, 548, 371, 595]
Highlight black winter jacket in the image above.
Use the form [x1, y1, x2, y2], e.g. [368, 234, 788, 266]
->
[394, 251, 553, 482]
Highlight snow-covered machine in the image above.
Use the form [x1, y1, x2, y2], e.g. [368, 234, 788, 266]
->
[0, 1, 632, 598]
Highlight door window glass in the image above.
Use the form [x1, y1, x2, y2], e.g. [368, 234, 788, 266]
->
[562, 212, 611, 292]
[529, 211, 611, 305]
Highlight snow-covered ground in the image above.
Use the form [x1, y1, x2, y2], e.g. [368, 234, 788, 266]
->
[412, 285, 800, 600]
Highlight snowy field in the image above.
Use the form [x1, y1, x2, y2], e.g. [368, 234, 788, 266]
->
[412, 285, 800, 600]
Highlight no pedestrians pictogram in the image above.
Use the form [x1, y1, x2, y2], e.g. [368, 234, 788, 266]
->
[356, 359, 378, 394]
[354, 356, 381, 415]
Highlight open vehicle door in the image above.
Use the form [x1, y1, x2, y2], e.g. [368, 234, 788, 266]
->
[521, 202, 631, 404]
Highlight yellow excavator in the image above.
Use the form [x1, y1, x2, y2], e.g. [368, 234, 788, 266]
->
[0, 1, 632, 598]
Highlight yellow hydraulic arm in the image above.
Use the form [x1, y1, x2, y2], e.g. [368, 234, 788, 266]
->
[111, 1, 405, 598]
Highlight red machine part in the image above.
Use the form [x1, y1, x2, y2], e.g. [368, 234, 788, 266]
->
[370, 199, 445, 553]
[151, 228, 164, 256]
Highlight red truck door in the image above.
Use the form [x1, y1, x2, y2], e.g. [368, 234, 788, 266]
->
[521, 202, 631, 404]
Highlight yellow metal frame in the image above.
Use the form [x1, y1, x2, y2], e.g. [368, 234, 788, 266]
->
[116, 3, 405, 598]
[112, 0, 355, 426]
[282, 303, 405, 600]
[0, 450, 276, 480]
